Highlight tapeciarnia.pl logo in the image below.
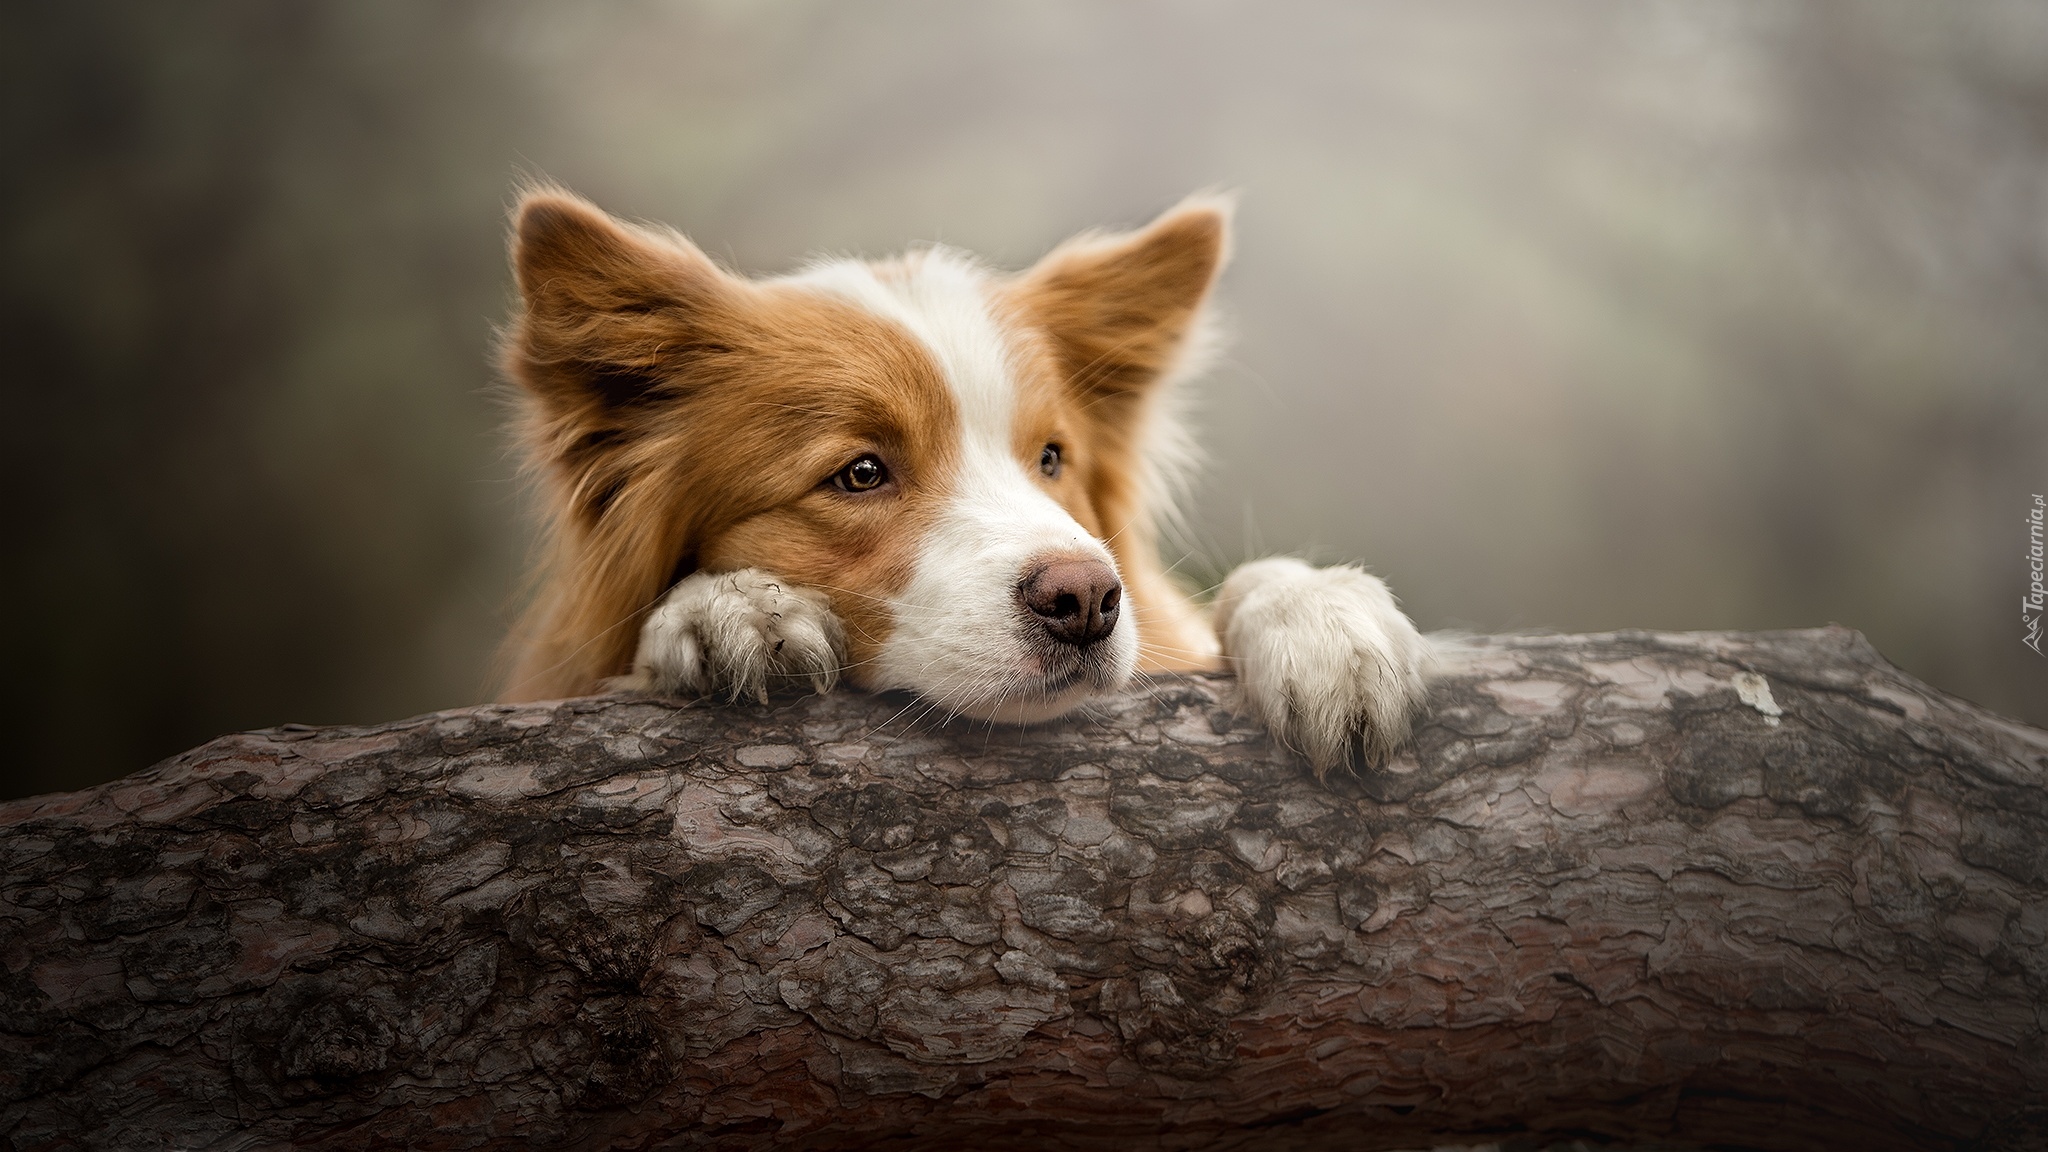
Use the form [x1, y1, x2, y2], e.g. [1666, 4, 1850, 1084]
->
[2027, 493, 2045, 657]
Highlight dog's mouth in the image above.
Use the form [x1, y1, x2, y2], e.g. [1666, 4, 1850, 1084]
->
[948, 640, 1128, 724]
[1033, 666, 1087, 695]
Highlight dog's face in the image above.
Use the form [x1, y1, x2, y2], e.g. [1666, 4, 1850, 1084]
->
[504, 191, 1225, 717]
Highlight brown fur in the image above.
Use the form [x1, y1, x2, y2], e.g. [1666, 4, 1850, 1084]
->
[499, 189, 1228, 701]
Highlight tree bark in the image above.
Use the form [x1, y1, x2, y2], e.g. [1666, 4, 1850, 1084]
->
[3, 628, 2046, 1152]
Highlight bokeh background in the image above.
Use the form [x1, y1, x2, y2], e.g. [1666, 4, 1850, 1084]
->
[4, 0, 2045, 799]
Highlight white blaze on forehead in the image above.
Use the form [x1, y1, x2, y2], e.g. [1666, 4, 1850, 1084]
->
[786, 250, 1135, 716]
[788, 250, 1018, 455]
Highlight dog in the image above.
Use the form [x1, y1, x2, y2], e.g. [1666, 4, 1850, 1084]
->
[498, 186, 1431, 773]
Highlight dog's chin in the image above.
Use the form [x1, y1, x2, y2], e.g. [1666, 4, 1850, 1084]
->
[962, 679, 1103, 724]
[934, 648, 1132, 725]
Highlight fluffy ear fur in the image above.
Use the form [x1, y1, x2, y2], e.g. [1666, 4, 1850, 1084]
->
[508, 188, 740, 422]
[499, 188, 745, 700]
[1013, 194, 1232, 400]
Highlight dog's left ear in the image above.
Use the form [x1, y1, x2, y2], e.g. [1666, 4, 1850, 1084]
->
[1012, 194, 1232, 398]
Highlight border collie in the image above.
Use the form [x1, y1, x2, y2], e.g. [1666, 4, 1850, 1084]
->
[498, 187, 1430, 773]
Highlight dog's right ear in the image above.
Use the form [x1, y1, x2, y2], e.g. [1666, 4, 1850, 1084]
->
[506, 188, 739, 413]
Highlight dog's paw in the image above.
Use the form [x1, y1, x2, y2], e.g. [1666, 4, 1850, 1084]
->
[614, 569, 846, 703]
[1214, 557, 1431, 775]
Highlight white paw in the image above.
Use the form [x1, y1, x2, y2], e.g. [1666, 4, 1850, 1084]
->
[612, 569, 846, 703]
[1214, 557, 1431, 774]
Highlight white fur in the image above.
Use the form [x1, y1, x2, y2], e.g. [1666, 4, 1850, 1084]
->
[791, 252, 1139, 721]
[1213, 557, 1432, 771]
[615, 569, 844, 702]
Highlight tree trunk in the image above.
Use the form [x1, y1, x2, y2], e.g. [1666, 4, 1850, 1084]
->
[3, 628, 2045, 1151]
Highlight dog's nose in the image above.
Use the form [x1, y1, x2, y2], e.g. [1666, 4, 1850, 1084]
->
[1020, 557, 1122, 647]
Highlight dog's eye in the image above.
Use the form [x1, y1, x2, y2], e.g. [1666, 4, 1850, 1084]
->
[832, 454, 889, 492]
[1039, 443, 1062, 478]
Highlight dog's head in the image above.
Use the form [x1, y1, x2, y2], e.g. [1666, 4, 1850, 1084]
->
[501, 188, 1227, 718]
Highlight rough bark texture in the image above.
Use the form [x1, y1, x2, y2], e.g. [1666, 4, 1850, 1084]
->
[3, 628, 2047, 1152]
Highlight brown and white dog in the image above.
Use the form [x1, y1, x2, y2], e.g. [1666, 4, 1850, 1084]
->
[498, 187, 1430, 772]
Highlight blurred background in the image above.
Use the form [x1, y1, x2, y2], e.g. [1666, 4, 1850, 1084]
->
[4, 0, 2045, 799]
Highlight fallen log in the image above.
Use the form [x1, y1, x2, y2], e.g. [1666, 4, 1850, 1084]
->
[2, 628, 2045, 1151]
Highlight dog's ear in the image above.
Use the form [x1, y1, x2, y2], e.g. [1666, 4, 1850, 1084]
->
[505, 187, 740, 413]
[1013, 194, 1231, 397]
